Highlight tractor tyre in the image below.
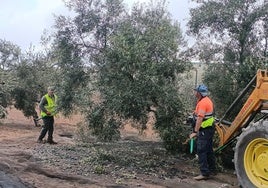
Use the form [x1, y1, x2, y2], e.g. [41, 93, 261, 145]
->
[234, 121, 268, 188]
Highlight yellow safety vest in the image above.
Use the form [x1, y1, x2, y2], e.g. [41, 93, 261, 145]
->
[201, 117, 214, 128]
[40, 94, 57, 117]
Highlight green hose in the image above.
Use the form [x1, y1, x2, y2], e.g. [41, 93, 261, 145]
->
[190, 138, 194, 153]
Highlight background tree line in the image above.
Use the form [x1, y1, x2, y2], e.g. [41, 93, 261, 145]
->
[0, 0, 267, 153]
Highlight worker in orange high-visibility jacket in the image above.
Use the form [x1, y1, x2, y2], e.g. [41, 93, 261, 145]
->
[37, 86, 58, 144]
[189, 84, 216, 180]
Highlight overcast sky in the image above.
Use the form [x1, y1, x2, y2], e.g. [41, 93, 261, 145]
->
[0, 0, 196, 51]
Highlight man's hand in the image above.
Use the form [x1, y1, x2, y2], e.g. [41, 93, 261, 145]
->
[46, 111, 51, 115]
[189, 132, 197, 139]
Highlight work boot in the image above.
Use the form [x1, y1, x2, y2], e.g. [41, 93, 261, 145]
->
[47, 140, 57, 145]
[37, 139, 43, 143]
[193, 174, 209, 181]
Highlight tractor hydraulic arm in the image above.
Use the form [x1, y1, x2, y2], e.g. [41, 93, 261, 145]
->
[216, 69, 268, 146]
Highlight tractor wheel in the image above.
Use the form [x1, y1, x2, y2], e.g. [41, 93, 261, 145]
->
[234, 121, 268, 188]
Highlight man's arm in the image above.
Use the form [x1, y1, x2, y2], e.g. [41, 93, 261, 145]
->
[194, 116, 203, 133]
[189, 116, 204, 139]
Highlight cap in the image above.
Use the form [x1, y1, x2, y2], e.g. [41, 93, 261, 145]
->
[194, 84, 208, 97]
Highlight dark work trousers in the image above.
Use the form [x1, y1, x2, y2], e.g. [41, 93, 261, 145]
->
[38, 116, 54, 142]
[196, 126, 216, 176]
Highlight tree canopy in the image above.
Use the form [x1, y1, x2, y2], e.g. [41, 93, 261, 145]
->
[43, 0, 190, 150]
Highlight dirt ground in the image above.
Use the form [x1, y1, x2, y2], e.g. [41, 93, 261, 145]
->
[0, 107, 240, 188]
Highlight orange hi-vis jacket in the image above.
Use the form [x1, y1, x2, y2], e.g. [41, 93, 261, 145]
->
[194, 96, 214, 128]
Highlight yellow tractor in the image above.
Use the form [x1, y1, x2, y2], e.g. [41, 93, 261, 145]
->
[215, 69, 268, 187]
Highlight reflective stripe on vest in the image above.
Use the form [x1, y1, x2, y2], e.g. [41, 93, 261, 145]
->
[41, 94, 57, 117]
[201, 117, 214, 128]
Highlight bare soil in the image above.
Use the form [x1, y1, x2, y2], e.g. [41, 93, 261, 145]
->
[0, 107, 240, 188]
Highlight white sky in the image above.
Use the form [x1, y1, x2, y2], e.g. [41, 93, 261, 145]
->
[0, 0, 195, 51]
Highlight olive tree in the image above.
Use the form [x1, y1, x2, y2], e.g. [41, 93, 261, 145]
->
[100, 1, 190, 150]
[0, 40, 49, 120]
[52, 0, 190, 151]
[11, 49, 52, 119]
[0, 39, 21, 118]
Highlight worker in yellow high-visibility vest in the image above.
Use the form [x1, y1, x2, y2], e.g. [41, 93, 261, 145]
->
[37, 86, 58, 144]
